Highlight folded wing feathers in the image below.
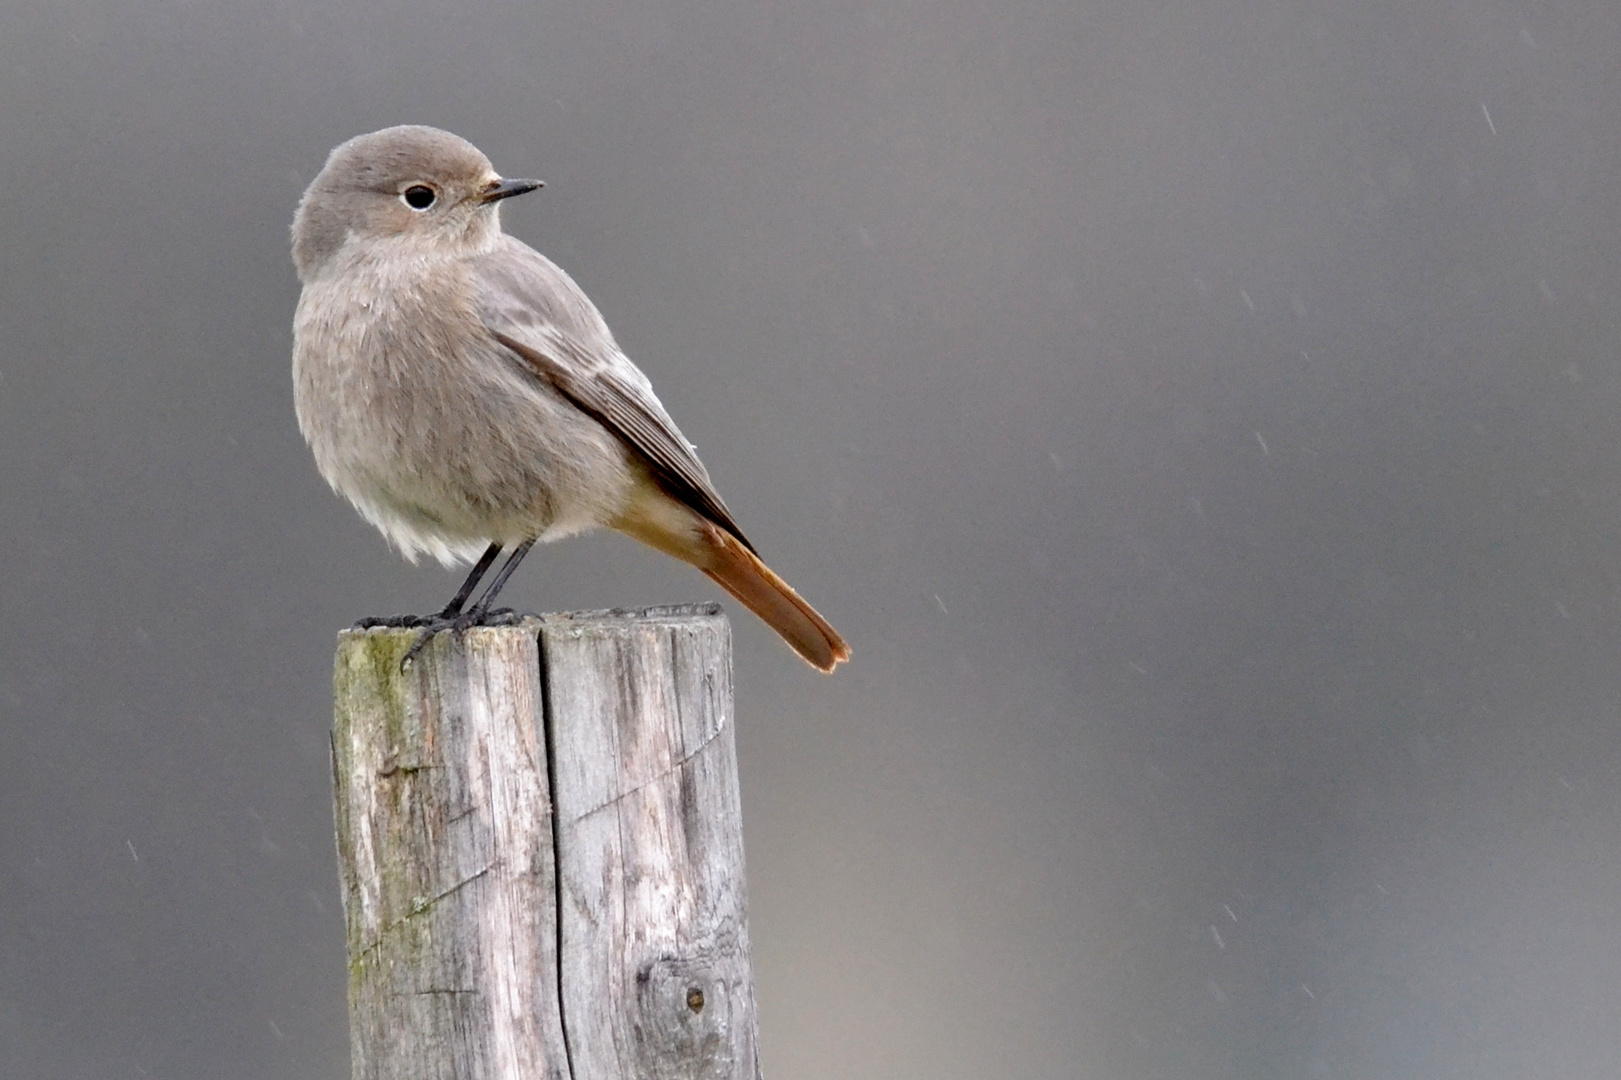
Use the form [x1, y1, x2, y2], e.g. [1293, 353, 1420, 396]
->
[486, 325, 756, 553]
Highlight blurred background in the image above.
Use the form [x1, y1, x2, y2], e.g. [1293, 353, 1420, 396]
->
[4, 1, 1621, 1076]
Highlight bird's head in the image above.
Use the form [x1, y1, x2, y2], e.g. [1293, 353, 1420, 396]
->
[292, 125, 541, 282]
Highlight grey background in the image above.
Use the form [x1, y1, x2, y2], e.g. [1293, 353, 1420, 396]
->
[3, 1, 1620, 1077]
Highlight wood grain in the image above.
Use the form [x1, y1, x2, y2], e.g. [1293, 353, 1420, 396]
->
[331, 606, 759, 1080]
[541, 606, 760, 1080]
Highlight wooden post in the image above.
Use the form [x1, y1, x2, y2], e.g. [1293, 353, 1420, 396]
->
[331, 605, 760, 1080]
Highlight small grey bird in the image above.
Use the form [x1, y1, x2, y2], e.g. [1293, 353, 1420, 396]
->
[291, 125, 849, 671]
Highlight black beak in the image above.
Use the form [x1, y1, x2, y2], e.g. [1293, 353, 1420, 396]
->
[482, 177, 544, 203]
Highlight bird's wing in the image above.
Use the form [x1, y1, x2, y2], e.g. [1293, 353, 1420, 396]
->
[473, 239, 754, 551]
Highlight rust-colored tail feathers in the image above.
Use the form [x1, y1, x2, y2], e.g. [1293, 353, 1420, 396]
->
[613, 486, 850, 672]
[697, 523, 849, 672]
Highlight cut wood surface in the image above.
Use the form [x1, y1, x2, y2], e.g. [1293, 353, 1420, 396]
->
[543, 607, 758, 1080]
[331, 605, 760, 1080]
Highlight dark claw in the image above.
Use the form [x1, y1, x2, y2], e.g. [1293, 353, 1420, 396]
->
[354, 613, 440, 630]
[392, 607, 531, 673]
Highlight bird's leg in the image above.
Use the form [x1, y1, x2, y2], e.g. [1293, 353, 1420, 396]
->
[464, 539, 536, 621]
[436, 542, 504, 617]
[397, 539, 536, 671]
[354, 542, 504, 630]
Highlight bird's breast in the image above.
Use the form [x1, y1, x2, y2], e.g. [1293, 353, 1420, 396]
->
[292, 251, 636, 563]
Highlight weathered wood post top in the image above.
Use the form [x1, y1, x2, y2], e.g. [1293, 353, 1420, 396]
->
[331, 604, 760, 1080]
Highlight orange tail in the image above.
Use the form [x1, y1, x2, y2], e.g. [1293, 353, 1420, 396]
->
[697, 523, 850, 672]
[614, 486, 850, 672]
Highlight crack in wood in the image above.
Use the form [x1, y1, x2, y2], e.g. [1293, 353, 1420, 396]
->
[334, 616, 759, 1077]
[566, 723, 726, 825]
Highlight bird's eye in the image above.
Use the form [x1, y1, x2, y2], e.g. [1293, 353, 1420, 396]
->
[402, 185, 436, 210]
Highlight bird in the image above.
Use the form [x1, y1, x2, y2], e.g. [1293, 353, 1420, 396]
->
[290, 125, 849, 672]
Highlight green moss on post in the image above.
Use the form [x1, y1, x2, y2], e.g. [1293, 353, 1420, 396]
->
[330, 608, 760, 1080]
[332, 622, 568, 1080]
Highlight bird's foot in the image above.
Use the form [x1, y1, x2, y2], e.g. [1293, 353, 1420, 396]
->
[472, 607, 524, 626]
[391, 606, 527, 672]
[353, 613, 442, 630]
